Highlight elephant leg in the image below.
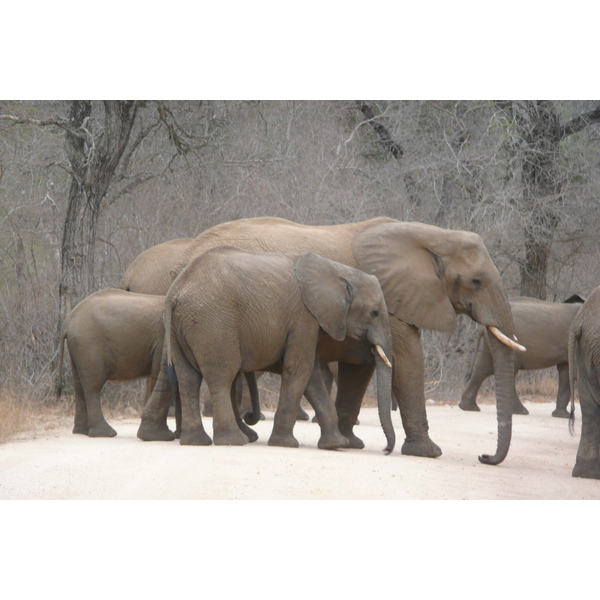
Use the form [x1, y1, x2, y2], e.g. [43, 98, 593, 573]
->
[143, 377, 154, 404]
[81, 375, 117, 438]
[391, 320, 442, 458]
[311, 363, 335, 423]
[177, 357, 212, 446]
[335, 361, 374, 449]
[552, 363, 571, 418]
[71, 362, 89, 435]
[236, 373, 266, 422]
[459, 349, 493, 412]
[303, 358, 349, 450]
[203, 366, 249, 446]
[138, 354, 177, 442]
[269, 345, 315, 448]
[572, 379, 600, 479]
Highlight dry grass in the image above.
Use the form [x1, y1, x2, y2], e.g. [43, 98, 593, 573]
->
[0, 388, 35, 443]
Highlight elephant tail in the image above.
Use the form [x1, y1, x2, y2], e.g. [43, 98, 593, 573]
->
[568, 318, 581, 436]
[164, 295, 176, 371]
[242, 372, 261, 425]
[56, 328, 67, 398]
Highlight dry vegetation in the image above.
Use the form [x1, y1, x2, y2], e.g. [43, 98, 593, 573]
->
[1, 100, 600, 441]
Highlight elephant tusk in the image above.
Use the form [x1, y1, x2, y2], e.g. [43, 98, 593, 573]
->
[488, 326, 527, 352]
[373, 344, 392, 368]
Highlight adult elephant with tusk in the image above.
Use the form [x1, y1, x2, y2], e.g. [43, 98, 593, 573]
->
[125, 216, 523, 464]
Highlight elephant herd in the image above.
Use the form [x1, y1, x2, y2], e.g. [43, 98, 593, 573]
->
[57, 215, 600, 480]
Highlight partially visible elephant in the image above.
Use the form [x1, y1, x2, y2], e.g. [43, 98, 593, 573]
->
[460, 295, 584, 418]
[57, 289, 177, 437]
[120, 238, 194, 294]
[130, 216, 522, 465]
[137, 246, 395, 451]
[569, 286, 600, 479]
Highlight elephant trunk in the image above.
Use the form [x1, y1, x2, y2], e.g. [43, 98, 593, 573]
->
[369, 328, 395, 454]
[375, 353, 395, 454]
[478, 326, 516, 465]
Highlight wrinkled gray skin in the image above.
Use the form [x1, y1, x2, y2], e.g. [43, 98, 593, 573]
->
[120, 238, 194, 294]
[569, 286, 600, 479]
[57, 289, 177, 437]
[138, 247, 395, 451]
[460, 295, 584, 418]
[121, 238, 310, 422]
[125, 217, 520, 464]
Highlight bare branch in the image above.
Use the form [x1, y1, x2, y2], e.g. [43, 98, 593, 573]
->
[356, 101, 404, 160]
[0, 114, 83, 138]
[560, 104, 600, 138]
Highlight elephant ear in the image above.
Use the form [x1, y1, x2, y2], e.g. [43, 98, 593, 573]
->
[352, 222, 457, 332]
[294, 253, 353, 341]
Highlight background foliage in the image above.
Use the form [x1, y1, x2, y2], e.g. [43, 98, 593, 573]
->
[2, 100, 600, 412]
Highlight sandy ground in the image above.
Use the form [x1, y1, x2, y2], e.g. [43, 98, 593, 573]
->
[0, 400, 598, 500]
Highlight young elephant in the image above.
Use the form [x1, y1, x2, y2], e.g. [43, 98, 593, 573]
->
[460, 295, 584, 417]
[569, 286, 600, 479]
[57, 289, 175, 437]
[138, 246, 395, 451]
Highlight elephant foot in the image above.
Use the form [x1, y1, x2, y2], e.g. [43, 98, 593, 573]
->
[341, 431, 365, 449]
[72, 424, 89, 435]
[401, 436, 442, 458]
[317, 431, 350, 450]
[214, 429, 249, 446]
[202, 404, 213, 417]
[296, 407, 310, 421]
[180, 430, 212, 446]
[458, 400, 480, 412]
[88, 422, 117, 438]
[174, 428, 181, 440]
[572, 460, 600, 480]
[552, 408, 570, 419]
[512, 402, 529, 415]
[137, 421, 175, 442]
[268, 432, 300, 448]
[312, 415, 319, 423]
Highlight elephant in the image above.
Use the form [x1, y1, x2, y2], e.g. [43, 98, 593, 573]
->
[120, 238, 194, 294]
[137, 246, 395, 451]
[568, 285, 600, 479]
[57, 288, 177, 437]
[460, 295, 584, 418]
[121, 237, 311, 422]
[126, 216, 523, 465]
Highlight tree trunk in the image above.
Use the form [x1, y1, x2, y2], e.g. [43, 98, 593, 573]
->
[58, 101, 138, 322]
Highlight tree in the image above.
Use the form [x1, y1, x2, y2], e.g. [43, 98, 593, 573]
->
[59, 101, 139, 318]
[495, 101, 600, 299]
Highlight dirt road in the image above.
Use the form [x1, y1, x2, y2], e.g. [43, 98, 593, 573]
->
[0, 401, 598, 500]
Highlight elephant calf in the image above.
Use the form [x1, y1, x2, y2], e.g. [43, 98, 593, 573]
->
[460, 295, 584, 417]
[138, 246, 395, 451]
[57, 288, 174, 437]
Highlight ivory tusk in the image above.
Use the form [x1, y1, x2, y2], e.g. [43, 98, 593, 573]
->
[488, 326, 527, 352]
[373, 344, 393, 368]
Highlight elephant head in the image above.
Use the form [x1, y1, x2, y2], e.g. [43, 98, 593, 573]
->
[352, 221, 523, 464]
[294, 252, 395, 452]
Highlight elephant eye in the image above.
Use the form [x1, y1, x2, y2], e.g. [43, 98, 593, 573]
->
[471, 278, 482, 288]
[371, 310, 379, 318]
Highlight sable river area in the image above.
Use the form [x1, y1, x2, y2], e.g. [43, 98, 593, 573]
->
[0, 401, 598, 500]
